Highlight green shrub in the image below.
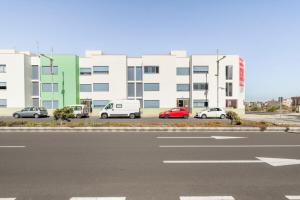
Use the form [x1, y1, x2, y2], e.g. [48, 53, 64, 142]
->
[226, 111, 242, 125]
[266, 106, 278, 112]
[53, 107, 75, 125]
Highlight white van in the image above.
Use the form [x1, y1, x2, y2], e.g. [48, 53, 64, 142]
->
[99, 100, 141, 119]
[68, 105, 89, 118]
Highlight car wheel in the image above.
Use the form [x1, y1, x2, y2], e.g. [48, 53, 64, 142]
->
[14, 114, 20, 118]
[201, 114, 207, 119]
[164, 115, 169, 119]
[101, 113, 108, 119]
[220, 114, 225, 119]
[129, 113, 135, 119]
[183, 115, 189, 119]
[34, 114, 39, 119]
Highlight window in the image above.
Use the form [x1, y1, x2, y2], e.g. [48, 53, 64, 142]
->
[116, 104, 122, 108]
[32, 98, 39, 107]
[193, 83, 208, 91]
[226, 65, 233, 80]
[32, 82, 39, 96]
[0, 82, 7, 90]
[93, 83, 109, 92]
[32, 65, 39, 80]
[80, 84, 92, 92]
[144, 83, 159, 91]
[42, 100, 58, 109]
[136, 83, 143, 97]
[93, 66, 109, 74]
[0, 99, 7, 107]
[128, 83, 135, 97]
[193, 66, 208, 74]
[176, 67, 190, 76]
[226, 99, 237, 108]
[0, 64, 6, 73]
[80, 68, 92, 75]
[93, 100, 109, 108]
[144, 100, 160, 108]
[136, 66, 142, 80]
[177, 84, 190, 91]
[144, 66, 159, 74]
[42, 66, 58, 75]
[193, 99, 208, 108]
[128, 66, 134, 81]
[42, 83, 58, 92]
[226, 82, 233, 96]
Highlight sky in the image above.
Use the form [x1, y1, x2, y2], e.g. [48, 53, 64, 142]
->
[0, 0, 299, 101]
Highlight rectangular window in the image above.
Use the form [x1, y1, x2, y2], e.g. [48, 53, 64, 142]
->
[53, 100, 59, 109]
[80, 84, 92, 92]
[144, 66, 159, 74]
[116, 104, 122, 108]
[80, 68, 92, 75]
[42, 100, 58, 109]
[136, 83, 143, 97]
[128, 83, 135, 97]
[226, 82, 233, 96]
[93, 66, 109, 74]
[32, 98, 39, 107]
[32, 65, 39, 80]
[144, 100, 160, 108]
[93, 100, 109, 108]
[193, 66, 209, 74]
[32, 82, 39, 96]
[42, 66, 58, 75]
[226, 99, 237, 108]
[226, 65, 233, 80]
[93, 83, 109, 92]
[42, 83, 58, 92]
[128, 66, 134, 81]
[193, 83, 208, 91]
[0, 82, 7, 90]
[0, 99, 7, 107]
[0, 64, 6, 73]
[176, 67, 190, 76]
[177, 84, 190, 91]
[136, 66, 143, 80]
[144, 83, 159, 91]
[193, 99, 208, 108]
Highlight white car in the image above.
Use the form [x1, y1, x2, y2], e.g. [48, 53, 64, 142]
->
[68, 105, 89, 118]
[99, 100, 141, 119]
[195, 108, 226, 119]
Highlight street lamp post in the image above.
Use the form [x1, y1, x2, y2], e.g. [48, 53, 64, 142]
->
[216, 55, 226, 108]
[40, 54, 54, 109]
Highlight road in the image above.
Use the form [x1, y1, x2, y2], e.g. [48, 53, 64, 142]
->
[0, 131, 300, 200]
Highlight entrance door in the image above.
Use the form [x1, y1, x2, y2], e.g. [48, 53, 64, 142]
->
[80, 99, 92, 112]
[177, 99, 189, 108]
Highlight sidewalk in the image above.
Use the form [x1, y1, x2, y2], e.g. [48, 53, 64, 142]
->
[243, 113, 300, 126]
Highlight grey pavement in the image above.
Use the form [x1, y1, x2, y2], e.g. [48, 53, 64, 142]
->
[0, 131, 300, 200]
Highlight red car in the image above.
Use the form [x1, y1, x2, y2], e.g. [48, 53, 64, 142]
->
[159, 108, 189, 119]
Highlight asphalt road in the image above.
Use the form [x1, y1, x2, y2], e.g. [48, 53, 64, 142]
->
[0, 131, 300, 200]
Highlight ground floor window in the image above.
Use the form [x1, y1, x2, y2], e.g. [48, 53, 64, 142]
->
[42, 100, 59, 109]
[177, 99, 189, 108]
[32, 98, 39, 107]
[226, 99, 238, 108]
[193, 99, 208, 108]
[0, 99, 7, 107]
[144, 100, 160, 108]
[93, 100, 109, 108]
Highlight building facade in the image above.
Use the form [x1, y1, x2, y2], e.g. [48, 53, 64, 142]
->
[0, 49, 246, 115]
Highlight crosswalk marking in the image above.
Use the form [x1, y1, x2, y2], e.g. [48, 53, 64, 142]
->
[286, 196, 300, 200]
[180, 196, 235, 200]
[70, 197, 126, 200]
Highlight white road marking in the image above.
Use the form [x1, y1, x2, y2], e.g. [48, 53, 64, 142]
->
[70, 197, 126, 200]
[160, 145, 300, 148]
[164, 157, 300, 167]
[157, 136, 246, 140]
[0, 198, 16, 200]
[286, 195, 300, 199]
[180, 196, 235, 200]
[0, 146, 26, 148]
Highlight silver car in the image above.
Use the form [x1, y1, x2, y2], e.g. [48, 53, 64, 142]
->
[13, 107, 48, 118]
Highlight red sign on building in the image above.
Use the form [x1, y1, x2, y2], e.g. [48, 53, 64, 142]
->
[239, 57, 245, 88]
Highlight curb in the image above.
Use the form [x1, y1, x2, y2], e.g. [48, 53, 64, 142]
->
[0, 126, 300, 133]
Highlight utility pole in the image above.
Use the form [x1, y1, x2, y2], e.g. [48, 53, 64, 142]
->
[205, 72, 208, 108]
[216, 49, 226, 108]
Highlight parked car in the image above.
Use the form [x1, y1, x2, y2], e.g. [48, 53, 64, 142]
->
[99, 100, 141, 119]
[195, 107, 226, 119]
[159, 107, 189, 119]
[13, 107, 48, 118]
[68, 105, 89, 118]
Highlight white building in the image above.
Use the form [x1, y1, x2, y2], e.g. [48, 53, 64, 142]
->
[79, 50, 245, 115]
